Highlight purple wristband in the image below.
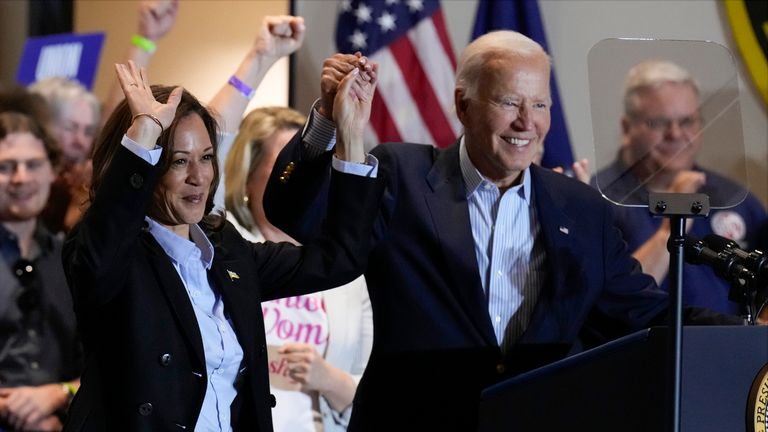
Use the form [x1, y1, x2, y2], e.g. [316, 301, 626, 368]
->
[228, 75, 255, 99]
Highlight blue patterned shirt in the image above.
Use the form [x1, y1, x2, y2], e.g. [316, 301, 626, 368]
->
[459, 138, 545, 351]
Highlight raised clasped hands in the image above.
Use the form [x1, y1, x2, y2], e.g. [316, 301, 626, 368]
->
[319, 52, 373, 120]
[114, 60, 182, 148]
[254, 16, 306, 63]
[333, 58, 378, 163]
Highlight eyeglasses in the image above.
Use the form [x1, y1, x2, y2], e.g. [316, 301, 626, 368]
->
[637, 115, 701, 133]
[13, 259, 40, 317]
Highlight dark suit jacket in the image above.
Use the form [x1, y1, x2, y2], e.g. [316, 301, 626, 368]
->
[62, 146, 382, 431]
[265, 138, 677, 431]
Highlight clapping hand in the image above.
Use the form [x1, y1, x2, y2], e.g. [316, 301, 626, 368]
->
[552, 158, 591, 184]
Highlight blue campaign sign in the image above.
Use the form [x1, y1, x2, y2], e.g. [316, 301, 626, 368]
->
[16, 32, 105, 90]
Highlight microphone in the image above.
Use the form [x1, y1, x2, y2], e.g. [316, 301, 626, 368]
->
[703, 234, 768, 285]
[683, 235, 754, 283]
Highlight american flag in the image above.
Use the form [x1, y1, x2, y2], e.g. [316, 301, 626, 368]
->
[336, 0, 462, 149]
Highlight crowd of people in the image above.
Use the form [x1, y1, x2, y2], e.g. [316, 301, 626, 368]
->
[0, 1, 766, 431]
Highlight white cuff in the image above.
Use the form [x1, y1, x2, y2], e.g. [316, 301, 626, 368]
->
[121, 134, 162, 165]
[331, 154, 378, 178]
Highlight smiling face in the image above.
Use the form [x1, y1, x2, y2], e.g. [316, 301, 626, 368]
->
[456, 52, 551, 188]
[152, 114, 215, 237]
[0, 132, 55, 222]
[621, 82, 702, 178]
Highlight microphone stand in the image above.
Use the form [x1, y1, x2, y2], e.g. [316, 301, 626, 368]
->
[648, 192, 710, 432]
[730, 275, 756, 325]
[703, 234, 764, 322]
[685, 234, 757, 324]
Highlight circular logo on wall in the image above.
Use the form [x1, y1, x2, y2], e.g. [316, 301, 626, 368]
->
[748, 363, 768, 432]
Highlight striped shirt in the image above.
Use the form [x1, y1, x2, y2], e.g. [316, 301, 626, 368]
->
[459, 139, 545, 351]
[300, 115, 544, 350]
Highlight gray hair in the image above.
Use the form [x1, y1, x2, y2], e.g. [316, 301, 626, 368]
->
[455, 30, 550, 101]
[623, 60, 699, 117]
[28, 77, 101, 126]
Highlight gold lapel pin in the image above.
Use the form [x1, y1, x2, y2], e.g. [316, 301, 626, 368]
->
[227, 270, 240, 281]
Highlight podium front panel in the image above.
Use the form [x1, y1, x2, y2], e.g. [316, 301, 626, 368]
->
[479, 326, 768, 432]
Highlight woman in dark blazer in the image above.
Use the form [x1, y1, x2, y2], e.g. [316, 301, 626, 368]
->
[61, 61, 379, 431]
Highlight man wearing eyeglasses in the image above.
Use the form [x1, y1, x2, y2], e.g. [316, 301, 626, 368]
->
[0, 104, 82, 431]
[595, 60, 767, 315]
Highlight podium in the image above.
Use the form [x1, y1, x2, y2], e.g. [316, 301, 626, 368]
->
[478, 326, 768, 432]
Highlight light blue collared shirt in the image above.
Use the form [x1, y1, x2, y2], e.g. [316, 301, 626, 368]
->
[122, 135, 243, 431]
[459, 137, 545, 351]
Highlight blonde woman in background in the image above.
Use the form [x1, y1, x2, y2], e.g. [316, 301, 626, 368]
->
[224, 107, 372, 432]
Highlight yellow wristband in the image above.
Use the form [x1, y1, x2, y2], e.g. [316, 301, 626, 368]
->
[62, 382, 77, 397]
[131, 34, 157, 54]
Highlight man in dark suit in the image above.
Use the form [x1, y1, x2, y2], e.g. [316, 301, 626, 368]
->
[264, 31, 735, 431]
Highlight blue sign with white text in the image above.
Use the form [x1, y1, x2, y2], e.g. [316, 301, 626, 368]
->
[16, 32, 105, 90]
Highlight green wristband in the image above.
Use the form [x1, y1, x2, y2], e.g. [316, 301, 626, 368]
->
[62, 382, 77, 397]
[131, 34, 157, 54]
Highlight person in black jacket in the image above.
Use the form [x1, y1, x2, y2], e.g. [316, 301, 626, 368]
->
[62, 59, 381, 431]
[263, 32, 743, 431]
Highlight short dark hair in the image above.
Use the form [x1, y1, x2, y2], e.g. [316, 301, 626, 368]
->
[0, 86, 52, 128]
[0, 111, 61, 170]
[90, 85, 223, 230]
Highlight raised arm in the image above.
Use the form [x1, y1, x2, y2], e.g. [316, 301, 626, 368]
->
[102, 0, 179, 124]
[261, 54, 374, 242]
[208, 15, 305, 133]
[64, 62, 181, 309]
[115, 61, 181, 148]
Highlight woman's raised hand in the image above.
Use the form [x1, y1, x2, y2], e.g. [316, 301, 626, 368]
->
[115, 60, 182, 147]
[253, 16, 306, 63]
